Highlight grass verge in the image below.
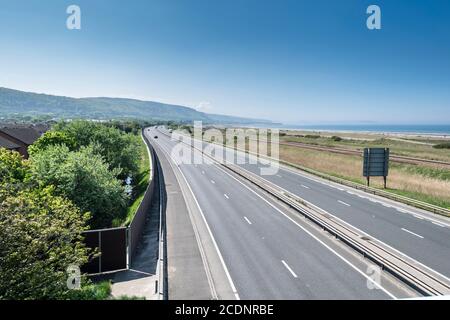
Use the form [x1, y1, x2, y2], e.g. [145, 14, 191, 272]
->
[125, 134, 151, 226]
[113, 133, 151, 227]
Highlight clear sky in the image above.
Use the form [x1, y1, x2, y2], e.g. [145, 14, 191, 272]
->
[0, 0, 449, 124]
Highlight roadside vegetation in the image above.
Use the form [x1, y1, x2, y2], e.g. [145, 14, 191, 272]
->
[0, 120, 153, 299]
[120, 134, 151, 227]
[433, 142, 450, 149]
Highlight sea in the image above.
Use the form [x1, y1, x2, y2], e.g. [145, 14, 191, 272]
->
[249, 124, 450, 137]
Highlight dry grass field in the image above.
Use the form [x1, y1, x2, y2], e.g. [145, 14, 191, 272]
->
[279, 145, 450, 209]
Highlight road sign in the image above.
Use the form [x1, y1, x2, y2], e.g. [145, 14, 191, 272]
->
[363, 148, 389, 188]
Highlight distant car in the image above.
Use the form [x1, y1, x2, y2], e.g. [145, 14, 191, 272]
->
[154, 135, 158, 139]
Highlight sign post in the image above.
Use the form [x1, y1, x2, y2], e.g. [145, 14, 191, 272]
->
[363, 148, 389, 188]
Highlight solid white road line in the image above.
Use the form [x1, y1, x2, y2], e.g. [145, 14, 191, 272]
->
[401, 228, 424, 239]
[244, 216, 252, 225]
[414, 215, 424, 220]
[154, 136, 240, 300]
[301, 185, 310, 189]
[432, 222, 445, 228]
[281, 260, 298, 278]
[224, 194, 229, 199]
[338, 200, 351, 207]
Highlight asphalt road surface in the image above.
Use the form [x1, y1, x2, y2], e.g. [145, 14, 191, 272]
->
[168, 127, 450, 281]
[146, 127, 415, 300]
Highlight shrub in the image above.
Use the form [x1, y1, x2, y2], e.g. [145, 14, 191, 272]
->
[28, 131, 77, 155]
[433, 142, 450, 149]
[53, 121, 140, 180]
[68, 281, 112, 300]
[331, 136, 343, 142]
[0, 187, 90, 300]
[30, 145, 128, 228]
[0, 148, 29, 182]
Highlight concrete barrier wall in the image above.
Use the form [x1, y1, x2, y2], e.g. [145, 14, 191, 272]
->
[129, 131, 157, 260]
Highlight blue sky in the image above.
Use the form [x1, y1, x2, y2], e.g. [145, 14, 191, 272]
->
[0, 0, 449, 124]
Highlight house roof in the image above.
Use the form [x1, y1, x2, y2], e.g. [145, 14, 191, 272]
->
[0, 135, 21, 149]
[0, 126, 41, 145]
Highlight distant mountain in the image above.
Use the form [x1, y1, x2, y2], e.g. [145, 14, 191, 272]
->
[0, 87, 273, 125]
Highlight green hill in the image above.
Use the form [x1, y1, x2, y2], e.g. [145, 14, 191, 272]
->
[0, 87, 272, 124]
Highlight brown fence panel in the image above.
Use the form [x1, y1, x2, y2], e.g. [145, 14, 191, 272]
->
[100, 228, 127, 272]
[82, 231, 100, 274]
[82, 227, 127, 274]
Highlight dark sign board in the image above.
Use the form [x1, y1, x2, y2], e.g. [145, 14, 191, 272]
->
[363, 148, 389, 187]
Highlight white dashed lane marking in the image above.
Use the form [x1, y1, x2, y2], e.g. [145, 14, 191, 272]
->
[281, 260, 298, 278]
[338, 200, 351, 207]
[401, 228, 424, 239]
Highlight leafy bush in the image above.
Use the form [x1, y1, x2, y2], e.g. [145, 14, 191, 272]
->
[0, 148, 29, 182]
[0, 186, 90, 300]
[28, 131, 76, 155]
[68, 281, 112, 300]
[433, 142, 450, 149]
[53, 121, 140, 180]
[305, 134, 321, 139]
[30, 145, 128, 228]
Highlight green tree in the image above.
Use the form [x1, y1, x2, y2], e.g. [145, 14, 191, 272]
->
[0, 186, 91, 300]
[53, 121, 140, 180]
[0, 148, 29, 182]
[30, 145, 128, 228]
[28, 130, 76, 155]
